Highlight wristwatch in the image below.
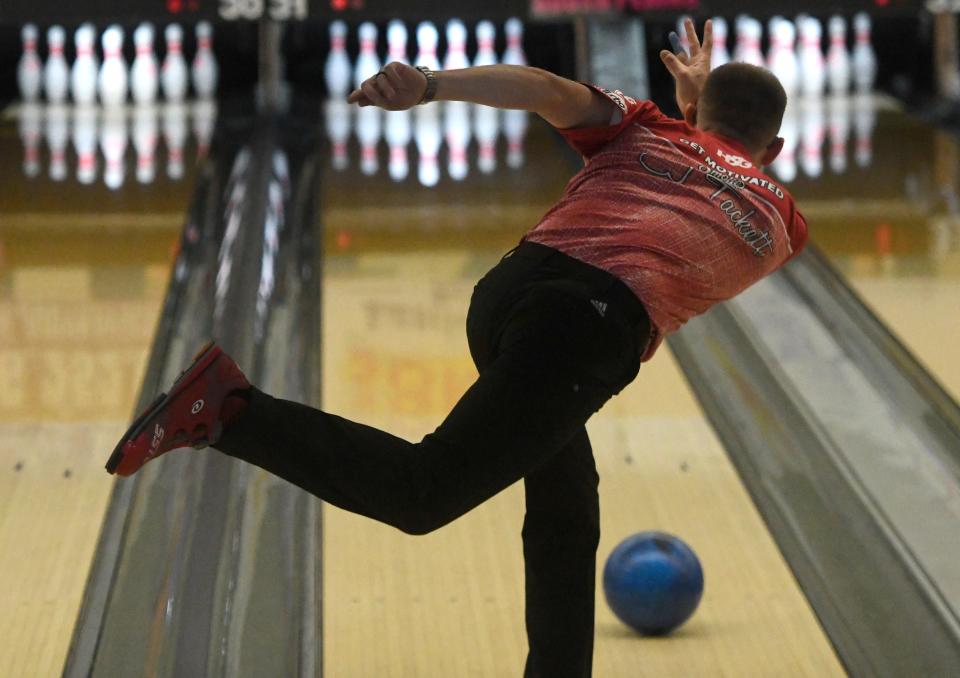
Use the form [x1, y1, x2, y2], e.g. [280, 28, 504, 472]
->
[415, 66, 438, 104]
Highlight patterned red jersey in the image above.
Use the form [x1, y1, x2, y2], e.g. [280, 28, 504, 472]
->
[523, 86, 808, 362]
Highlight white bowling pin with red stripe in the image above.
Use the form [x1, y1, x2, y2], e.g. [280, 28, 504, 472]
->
[70, 24, 98, 105]
[192, 21, 218, 98]
[503, 18, 527, 66]
[415, 22, 441, 71]
[162, 24, 189, 102]
[18, 24, 42, 102]
[354, 22, 381, 89]
[131, 23, 159, 104]
[44, 26, 69, 103]
[98, 25, 129, 107]
[444, 19, 470, 70]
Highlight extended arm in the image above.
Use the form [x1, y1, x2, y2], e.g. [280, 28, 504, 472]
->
[347, 63, 618, 130]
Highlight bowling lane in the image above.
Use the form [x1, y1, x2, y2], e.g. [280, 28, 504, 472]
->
[0, 103, 200, 676]
[319, 108, 842, 675]
[779, 94, 960, 402]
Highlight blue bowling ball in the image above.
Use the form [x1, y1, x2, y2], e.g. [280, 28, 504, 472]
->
[603, 531, 704, 635]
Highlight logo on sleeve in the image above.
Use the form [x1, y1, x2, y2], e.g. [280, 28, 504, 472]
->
[598, 87, 636, 113]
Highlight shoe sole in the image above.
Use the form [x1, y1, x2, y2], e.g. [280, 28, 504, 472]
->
[105, 341, 219, 474]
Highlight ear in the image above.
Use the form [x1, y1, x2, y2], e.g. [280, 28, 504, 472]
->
[760, 136, 784, 166]
[682, 102, 698, 127]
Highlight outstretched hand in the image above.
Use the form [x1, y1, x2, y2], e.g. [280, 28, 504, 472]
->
[659, 18, 713, 112]
[347, 62, 428, 110]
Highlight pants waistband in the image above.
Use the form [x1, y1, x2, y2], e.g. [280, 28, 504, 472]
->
[506, 241, 649, 327]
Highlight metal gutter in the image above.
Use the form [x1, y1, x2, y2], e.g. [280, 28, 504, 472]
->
[669, 245, 960, 676]
[64, 108, 324, 677]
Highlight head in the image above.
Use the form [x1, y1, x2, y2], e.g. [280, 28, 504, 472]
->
[683, 63, 787, 167]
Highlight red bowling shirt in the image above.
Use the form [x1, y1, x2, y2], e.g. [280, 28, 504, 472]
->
[523, 86, 808, 362]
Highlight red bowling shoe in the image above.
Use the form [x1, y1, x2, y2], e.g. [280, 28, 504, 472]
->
[105, 341, 250, 477]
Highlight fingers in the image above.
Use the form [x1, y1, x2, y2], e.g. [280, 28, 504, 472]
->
[360, 77, 389, 108]
[349, 67, 408, 109]
[374, 72, 397, 99]
[381, 61, 406, 89]
[684, 18, 700, 56]
[347, 90, 371, 106]
[659, 50, 684, 78]
[701, 19, 713, 55]
[668, 31, 684, 55]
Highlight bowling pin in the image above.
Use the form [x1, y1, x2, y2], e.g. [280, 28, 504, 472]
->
[353, 22, 381, 89]
[503, 18, 527, 66]
[798, 17, 826, 98]
[324, 98, 351, 170]
[44, 26, 69, 103]
[445, 101, 471, 180]
[19, 103, 42, 177]
[72, 105, 98, 184]
[356, 105, 381, 175]
[826, 16, 851, 95]
[131, 23, 159, 105]
[415, 103, 441, 187]
[18, 24, 42, 102]
[386, 20, 410, 66]
[100, 107, 128, 189]
[800, 97, 824, 178]
[192, 21, 218, 98]
[852, 13, 877, 93]
[98, 25, 129, 107]
[735, 17, 764, 67]
[325, 20, 351, 97]
[732, 15, 746, 63]
[503, 109, 528, 168]
[45, 103, 69, 180]
[767, 19, 798, 96]
[444, 19, 470, 71]
[415, 22, 441, 71]
[161, 24, 189, 102]
[852, 92, 875, 167]
[770, 102, 798, 182]
[192, 98, 217, 161]
[132, 104, 158, 183]
[385, 109, 412, 181]
[766, 15, 783, 40]
[474, 21, 497, 67]
[162, 102, 188, 178]
[71, 24, 99, 105]
[710, 17, 730, 69]
[827, 95, 850, 173]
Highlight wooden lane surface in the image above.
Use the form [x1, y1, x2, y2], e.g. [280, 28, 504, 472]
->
[0, 258, 170, 677]
[320, 251, 843, 677]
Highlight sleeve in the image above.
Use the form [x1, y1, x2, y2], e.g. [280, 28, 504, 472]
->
[557, 86, 662, 159]
[784, 208, 809, 263]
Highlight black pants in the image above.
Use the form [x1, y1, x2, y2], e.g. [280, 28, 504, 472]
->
[217, 241, 651, 677]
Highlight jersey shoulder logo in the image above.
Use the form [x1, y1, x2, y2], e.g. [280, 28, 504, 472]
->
[597, 87, 636, 112]
[716, 148, 753, 169]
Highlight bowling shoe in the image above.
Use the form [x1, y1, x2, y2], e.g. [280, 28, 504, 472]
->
[105, 341, 250, 477]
